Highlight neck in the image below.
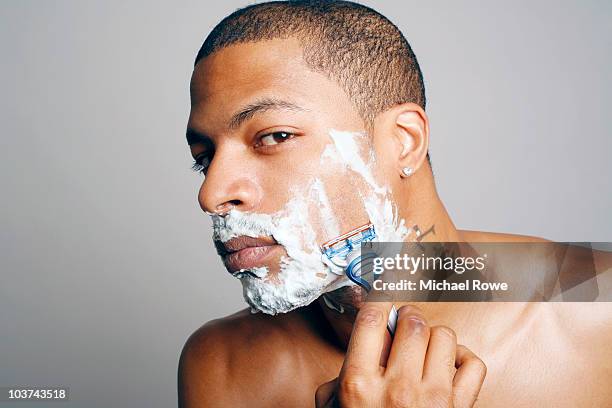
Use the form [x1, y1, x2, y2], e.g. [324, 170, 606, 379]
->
[400, 164, 461, 243]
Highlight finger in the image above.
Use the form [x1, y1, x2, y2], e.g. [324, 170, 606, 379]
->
[452, 345, 487, 408]
[379, 328, 392, 367]
[385, 304, 430, 380]
[377, 298, 394, 367]
[341, 302, 393, 377]
[315, 377, 338, 408]
[422, 325, 457, 389]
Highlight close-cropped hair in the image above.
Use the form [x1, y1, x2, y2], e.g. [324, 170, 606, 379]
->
[195, 0, 426, 127]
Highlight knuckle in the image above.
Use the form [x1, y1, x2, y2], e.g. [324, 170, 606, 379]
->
[433, 325, 456, 341]
[355, 308, 384, 327]
[471, 357, 487, 378]
[338, 375, 368, 400]
[385, 388, 414, 408]
[397, 305, 426, 321]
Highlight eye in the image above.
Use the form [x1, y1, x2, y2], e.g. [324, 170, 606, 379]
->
[259, 131, 295, 146]
[191, 155, 211, 175]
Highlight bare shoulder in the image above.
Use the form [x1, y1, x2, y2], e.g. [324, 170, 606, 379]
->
[178, 308, 318, 408]
[458, 229, 550, 242]
[549, 302, 612, 387]
[550, 302, 612, 341]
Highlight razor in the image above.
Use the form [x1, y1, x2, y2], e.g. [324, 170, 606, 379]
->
[321, 222, 376, 264]
[321, 222, 398, 336]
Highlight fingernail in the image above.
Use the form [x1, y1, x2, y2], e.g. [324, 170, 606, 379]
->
[407, 317, 425, 334]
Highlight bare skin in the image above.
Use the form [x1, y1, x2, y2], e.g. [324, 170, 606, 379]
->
[179, 38, 612, 407]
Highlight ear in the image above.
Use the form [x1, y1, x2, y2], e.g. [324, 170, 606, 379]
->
[387, 103, 429, 176]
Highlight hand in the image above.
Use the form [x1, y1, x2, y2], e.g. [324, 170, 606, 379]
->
[315, 303, 486, 407]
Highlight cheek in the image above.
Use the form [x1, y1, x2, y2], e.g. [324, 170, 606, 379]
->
[260, 133, 379, 246]
[293, 134, 382, 245]
[305, 165, 372, 245]
[254, 141, 325, 213]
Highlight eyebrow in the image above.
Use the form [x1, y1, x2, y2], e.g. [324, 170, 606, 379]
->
[228, 97, 306, 129]
[186, 97, 306, 146]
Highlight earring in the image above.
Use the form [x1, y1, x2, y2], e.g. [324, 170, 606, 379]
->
[402, 167, 414, 177]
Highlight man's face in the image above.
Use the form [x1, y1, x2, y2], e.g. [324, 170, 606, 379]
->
[187, 38, 408, 314]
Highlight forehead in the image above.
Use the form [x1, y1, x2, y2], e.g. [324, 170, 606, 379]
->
[189, 37, 362, 132]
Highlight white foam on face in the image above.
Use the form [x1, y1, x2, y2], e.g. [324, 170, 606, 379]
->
[212, 189, 343, 315]
[209, 128, 409, 315]
[310, 178, 341, 239]
[327, 130, 387, 196]
[327, 129, 409, 242]
[320, 144, 339, 163]
[212, 212, 272, 243]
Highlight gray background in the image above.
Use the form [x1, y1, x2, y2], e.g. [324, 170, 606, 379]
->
[1, 1, 610, 407]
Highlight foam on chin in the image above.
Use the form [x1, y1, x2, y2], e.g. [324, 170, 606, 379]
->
[212, 192, 341, 315]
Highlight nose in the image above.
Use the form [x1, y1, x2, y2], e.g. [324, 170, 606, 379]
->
[198, 149, 263, 215]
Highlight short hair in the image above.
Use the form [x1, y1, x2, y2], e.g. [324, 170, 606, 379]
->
[195, 0, 426, 126]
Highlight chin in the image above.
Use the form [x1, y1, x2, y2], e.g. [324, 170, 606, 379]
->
[239, 273, 327, 315]
[237, 260, 340, 315]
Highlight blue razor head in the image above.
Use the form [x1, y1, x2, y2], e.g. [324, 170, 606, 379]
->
[321, 223, 377, 262]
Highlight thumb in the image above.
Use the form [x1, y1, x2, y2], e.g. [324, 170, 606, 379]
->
[315, 377, 338, 408]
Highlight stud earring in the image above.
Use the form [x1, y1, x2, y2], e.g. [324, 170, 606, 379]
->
[402, 167, 414, 177]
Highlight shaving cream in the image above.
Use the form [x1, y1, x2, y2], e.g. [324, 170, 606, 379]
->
[210, 129, 409, 315]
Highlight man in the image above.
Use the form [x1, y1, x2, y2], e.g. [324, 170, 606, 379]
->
[178, 1, 611, 406]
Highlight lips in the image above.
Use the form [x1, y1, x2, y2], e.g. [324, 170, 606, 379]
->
[217, 236, 280, 273]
